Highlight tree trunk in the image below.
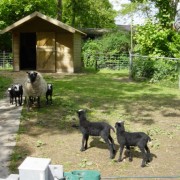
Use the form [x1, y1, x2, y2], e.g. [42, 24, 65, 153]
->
[57, 0, 62, 21]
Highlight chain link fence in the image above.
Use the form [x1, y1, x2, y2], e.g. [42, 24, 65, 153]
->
[0, 51, 13, 70]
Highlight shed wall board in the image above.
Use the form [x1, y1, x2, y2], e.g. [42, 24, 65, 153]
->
[12, 33, 20, 71]
[36, 32, 56, 72]
[73, 33, 82, 72]
[56, 32, 74, 73]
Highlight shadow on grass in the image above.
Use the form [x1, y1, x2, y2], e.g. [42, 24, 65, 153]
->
[20, 71, 180, 137]
[8, 70, 180, 174]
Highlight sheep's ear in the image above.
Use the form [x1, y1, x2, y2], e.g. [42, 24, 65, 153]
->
[115, 122, 120, 127]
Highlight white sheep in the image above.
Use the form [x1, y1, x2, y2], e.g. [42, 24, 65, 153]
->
[23, 71, 47, 111]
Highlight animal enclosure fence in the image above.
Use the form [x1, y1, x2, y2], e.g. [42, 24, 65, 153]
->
[83, 53, 129, 70]
[0, 51, 13, 69]
[130, 54, 180, 89]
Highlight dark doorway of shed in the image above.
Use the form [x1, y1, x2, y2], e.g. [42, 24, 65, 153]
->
[20, 33, 36, 70]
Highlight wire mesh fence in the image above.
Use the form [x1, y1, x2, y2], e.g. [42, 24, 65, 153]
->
[130, 54, 180, 89]
[83, 53, 129, 70]
[0, 51, 13, 69]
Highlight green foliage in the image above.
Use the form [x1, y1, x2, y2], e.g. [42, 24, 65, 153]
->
[132, 57, 155, 80]
[0, 0, 57, 26]
[132, 57, 179, 82]
[62, 0, 117, 28]
[134, 21, 180, 57]
[82, 31, 130, 68]
[132, 20, 180, 81]
[131, 0, 179, 28]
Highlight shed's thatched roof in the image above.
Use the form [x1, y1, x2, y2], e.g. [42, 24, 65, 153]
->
[0, 11, 86, 35]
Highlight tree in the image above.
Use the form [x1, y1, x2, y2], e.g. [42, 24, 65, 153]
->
[0, 0, 57, 51]
[62, 0, 117, 28]
[57, 0, 62, 21]
[0, 0, 57, 26]
[121, 0, 180, 81]
[129, 0, 180, 28]
[82, 30, 130, 68]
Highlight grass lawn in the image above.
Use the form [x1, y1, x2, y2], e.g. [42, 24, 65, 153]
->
[5, 69, 180, 177]
[0, 73, 12, 99]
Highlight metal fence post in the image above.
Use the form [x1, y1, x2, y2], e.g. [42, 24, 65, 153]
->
[129, 51, 133, 79]
[178, 61, 180, 89]
[3, 50, 5, 68]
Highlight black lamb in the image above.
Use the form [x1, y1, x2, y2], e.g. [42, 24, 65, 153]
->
[115, 121, 151, 167]
[8, 84, 23, 106]
[8, 87, 14, 105]
[46, 83, 53, 105]
[77, 109, 116, 159]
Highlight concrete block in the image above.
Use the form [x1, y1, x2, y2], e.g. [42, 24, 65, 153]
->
[18, 157, 51, 180]
[48, 165, 64, 180]
[6, 174, 19, 180]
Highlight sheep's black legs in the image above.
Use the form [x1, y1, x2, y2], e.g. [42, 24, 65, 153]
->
[118, 146, 124, 162]
[27, 97, 30, 111]
[103, 137, 115, 159]
[139, 147, 146, 167]
[37, 96, 40, 108]
[126, 146, 132, 162]
[145, 145, 151, 162]
[108, 135, 116, 152]
[20, 95, 23, 106]
[81, 134, 89, 151]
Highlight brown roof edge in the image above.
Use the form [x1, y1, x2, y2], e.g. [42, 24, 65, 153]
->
[0, 11, 86, 36]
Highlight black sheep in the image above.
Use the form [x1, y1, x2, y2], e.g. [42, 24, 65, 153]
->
[77, 109, 116, 159]
[115, 121, 151, 167]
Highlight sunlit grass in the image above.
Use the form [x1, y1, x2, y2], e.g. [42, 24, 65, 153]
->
[0, 75, 12, 99]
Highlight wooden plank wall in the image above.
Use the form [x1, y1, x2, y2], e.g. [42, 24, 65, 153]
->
[56, 32, 73, 73]
[73, 33, 82, 72]
[12, 32, 20, 71]
[36, 32, 56, 72]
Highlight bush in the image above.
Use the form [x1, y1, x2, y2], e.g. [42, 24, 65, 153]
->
[132, 57, 155, 80]
[132, 20, 180, 82]
[82, 30, 130, 69]
[132, 57, 179, 82]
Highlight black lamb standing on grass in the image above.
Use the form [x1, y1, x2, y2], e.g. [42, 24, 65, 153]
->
[8, 84, 23, 106]
[8, 87, 14, 104]
[46, 83, 53, 105]
[115, 121, 151, 167]
[77, 109, 116, 159]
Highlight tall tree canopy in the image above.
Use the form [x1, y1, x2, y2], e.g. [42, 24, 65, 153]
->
[0, 0, 57, 28]
[121, 0, 180, 27]
[0, 0, 117, 50]
[62, 0, 117, 28]
[0, 0, 116, 28]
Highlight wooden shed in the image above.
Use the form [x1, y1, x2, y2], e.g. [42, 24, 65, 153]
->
[0, 12, 86, 73]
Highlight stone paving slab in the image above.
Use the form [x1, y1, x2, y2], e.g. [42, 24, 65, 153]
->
[0, 98, 22, 179]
